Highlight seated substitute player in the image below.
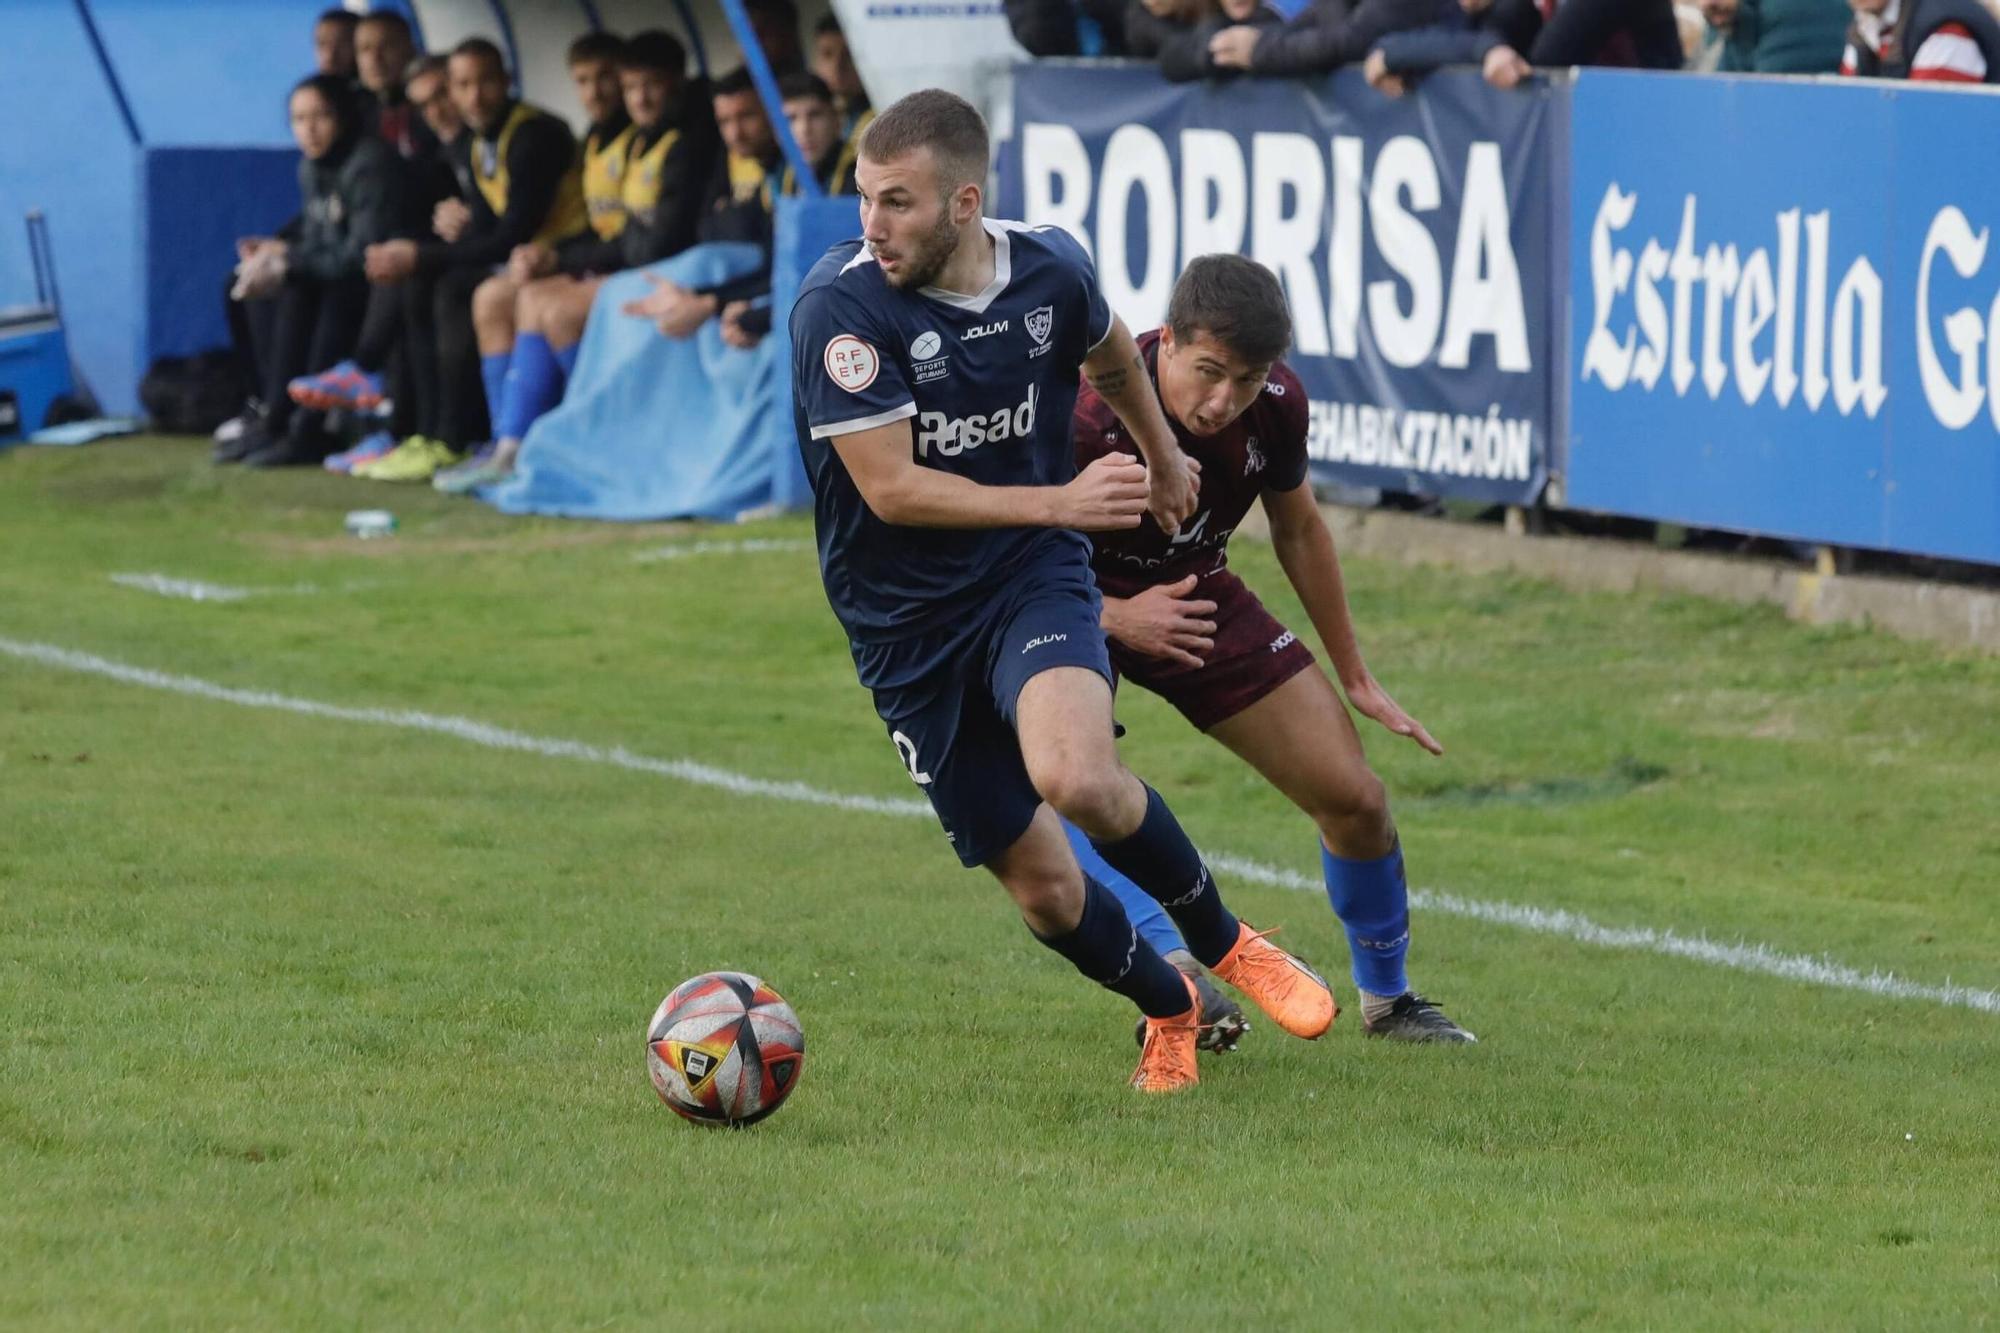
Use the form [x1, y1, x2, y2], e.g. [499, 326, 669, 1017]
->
[789, 90, 1336, 1094]
[1071, 254, 1474, 1044]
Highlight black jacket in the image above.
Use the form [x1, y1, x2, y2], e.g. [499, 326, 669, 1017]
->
[1246, 0, 1462, 74]
[288, 135, 403, 282]
[1005, 0, 1133, 52]
[417, 102, 577, 272]
[1128, 2, 1286, 80]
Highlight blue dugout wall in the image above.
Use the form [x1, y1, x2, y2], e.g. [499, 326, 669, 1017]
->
[1000, 64, 2000, 567]
[0, 0, 801, 416]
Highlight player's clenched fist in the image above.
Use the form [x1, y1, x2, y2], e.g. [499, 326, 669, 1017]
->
[1144, 446, 1201, 535]
[1059, 452, 1151, 531]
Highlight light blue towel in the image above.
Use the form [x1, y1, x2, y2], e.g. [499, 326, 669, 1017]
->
[481, 243, 788, 521]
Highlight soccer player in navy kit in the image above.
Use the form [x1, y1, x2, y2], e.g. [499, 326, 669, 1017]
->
[790, 91, 1336, 1092]
[1069, 255, 1474, 1044]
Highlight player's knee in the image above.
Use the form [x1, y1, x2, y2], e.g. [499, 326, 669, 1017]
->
[1004, 868, 1082, 935]
[472, 277, 513, 328]
[1312, 771, 1394, 858]
[1033, 761, 1132, 837]
[545, 297, 588, 346]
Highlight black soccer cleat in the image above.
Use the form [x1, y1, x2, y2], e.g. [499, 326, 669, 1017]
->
[1361, 993, 1477, 1044]
[1134, 961, 1251, 1054]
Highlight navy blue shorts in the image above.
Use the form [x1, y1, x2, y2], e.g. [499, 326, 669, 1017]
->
[856, 562, 1112, 868]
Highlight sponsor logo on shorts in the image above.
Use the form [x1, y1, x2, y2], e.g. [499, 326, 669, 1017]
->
[1269, 631, 1297, 653]
[824, 334, 879, 393]
[1022, 632, 1068, 652]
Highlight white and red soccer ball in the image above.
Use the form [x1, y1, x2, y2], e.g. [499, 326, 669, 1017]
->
[647, 972, 804, 1126]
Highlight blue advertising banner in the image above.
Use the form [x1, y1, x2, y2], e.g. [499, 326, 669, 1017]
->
[1566, 70, 2000, 564]
[998, 64, 1557, 503]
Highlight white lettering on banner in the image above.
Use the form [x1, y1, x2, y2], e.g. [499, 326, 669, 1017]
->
[1020, 122, 1531, 373]
[1579, 183, 1889, 421]
[1305, 399, 1533, 483]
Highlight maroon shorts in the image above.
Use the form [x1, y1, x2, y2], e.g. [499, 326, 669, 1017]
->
[1107, 569, 1316, 732]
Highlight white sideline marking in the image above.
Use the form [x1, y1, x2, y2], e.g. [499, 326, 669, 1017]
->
[109, 573, 255, 603]
[108, 572, 375, 603]
[632, 539, 811, 564]
[0, 637, 925, 819]
[5, 633, 1997, 1018]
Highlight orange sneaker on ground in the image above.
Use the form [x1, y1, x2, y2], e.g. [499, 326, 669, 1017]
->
[1130, 974, 1202, 1094]
[1211, 922, 1337, 1040]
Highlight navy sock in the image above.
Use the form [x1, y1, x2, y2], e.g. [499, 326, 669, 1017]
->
[496, 333, 566, 443]
[1321, 838, 1412, 997]
[1032, 876, 1192, 1019]
[1090, 785, 1239, 968]
[1063, 818, 1186, 960]
[479, 350, 511, 434]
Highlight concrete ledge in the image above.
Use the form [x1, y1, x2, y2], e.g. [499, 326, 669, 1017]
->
[1258, 505, 2000, 656]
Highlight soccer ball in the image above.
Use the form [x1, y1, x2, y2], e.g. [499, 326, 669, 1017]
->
[646, 971, 805, 1126]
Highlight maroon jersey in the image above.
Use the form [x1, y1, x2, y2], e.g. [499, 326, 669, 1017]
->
[1072, 328, 1310, 596]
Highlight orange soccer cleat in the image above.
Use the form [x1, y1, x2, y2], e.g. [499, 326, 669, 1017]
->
[1211, 922, 1337, 1040]
[1129, 974, 1203, 1094]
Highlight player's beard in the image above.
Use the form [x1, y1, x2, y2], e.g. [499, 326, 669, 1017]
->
[878, 207, 961, 290]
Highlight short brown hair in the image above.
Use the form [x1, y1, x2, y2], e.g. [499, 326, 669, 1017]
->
[860, 89, 988, 191]
[1166, 254, 1293, 367]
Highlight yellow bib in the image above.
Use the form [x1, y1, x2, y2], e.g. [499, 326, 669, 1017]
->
[583, 123, 635, 240]
[622, 127, 682, 223]
[473, 102, 589, 248]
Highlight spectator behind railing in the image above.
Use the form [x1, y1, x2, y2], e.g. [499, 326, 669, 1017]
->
[215, 76, 402, 468]
[435, 31, 725, 494]
[314, 7, 358, 80]
[1839, 0, 2000, 79]
[1005, 0, 1136, 54]
[1366, 0, 1679, 92]
[1209, 0, 1480, 76]
[811, 14, 874, 134]
[1697, 0, 1847, 69]
[1129, 0, 1285, 80]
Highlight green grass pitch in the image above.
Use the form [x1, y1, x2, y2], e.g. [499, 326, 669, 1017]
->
[4, 438, 1998, 1327]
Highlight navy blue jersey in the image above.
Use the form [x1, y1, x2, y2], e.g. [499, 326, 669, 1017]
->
[790, 219, 1114, 644]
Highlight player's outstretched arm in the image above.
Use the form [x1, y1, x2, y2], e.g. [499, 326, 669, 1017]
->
[829, 420, 1154, 532]
[1264, 480, 1444, 756]
[1081, 316, 1200, 535]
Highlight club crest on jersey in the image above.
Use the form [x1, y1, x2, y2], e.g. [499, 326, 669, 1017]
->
[1245, 436, 1265, 476]
[824, 334, 879, 393]
[1026, 305, 1054, 347]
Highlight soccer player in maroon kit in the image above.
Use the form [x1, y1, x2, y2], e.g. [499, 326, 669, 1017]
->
[1070, 254, 1475, 1043]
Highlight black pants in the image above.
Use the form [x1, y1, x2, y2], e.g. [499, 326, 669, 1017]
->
[424, 264, 490, 450]
[1529, 0, 1681, 66]
[226, 273, 369, 436]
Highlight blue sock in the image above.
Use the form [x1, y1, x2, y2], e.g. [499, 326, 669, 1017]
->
[496, 333, 566, 443]
[554, 340, 579, 376]
[479, 351, 511, 432]
[1321, 839, 1411, 998]
[1090, 786, 1239, 968]
[1031, 876, 1191, 1019]
[1064, 818, 1184, 960]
